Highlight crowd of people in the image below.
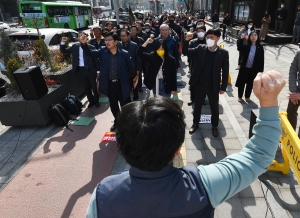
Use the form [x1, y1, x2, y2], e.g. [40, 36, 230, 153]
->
[57, 9, 300, 216]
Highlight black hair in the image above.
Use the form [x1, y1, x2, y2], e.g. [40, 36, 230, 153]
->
[196, 25, 206, 32]
[105, 31, 119, 41]
[205, 28, 221, 37]
[135, 21, 144, 27]
[130, 25, 139, 31]
[247, 31, 261, 46]
[120, 29, 130, 36]
[152, 39, 169, 60]
[102, 27, 109, 34]
[197, 19, 205, 25]
[105, 22, 113, 26]
[245, 19, 255, 31]
[116, 97, 186, 171]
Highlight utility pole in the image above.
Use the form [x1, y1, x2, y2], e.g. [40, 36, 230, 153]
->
[114, 0, 120, 24]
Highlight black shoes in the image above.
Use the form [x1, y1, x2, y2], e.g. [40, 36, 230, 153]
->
[189, 123, 199, 134]
[212, 127, 219, 137]
[88, 102, 95, 108]
[88, 101, 100, 108]
[110, 123, 117, 132]
[187, 100, 194, 106]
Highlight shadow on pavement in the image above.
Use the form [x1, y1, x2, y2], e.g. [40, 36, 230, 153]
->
[61, 141, 117, 218]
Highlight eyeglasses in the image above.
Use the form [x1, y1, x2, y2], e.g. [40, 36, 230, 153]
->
[105, 38, 114, 41]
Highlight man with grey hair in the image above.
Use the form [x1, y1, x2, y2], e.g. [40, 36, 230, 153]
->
[157, 24, 180, 70]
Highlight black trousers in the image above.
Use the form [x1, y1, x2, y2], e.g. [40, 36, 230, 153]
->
[222, 25, 226, 40]
[237, 68, 254, 99]
[78, 67, 99, 103]
[108, 80, 130, 120]
[275, 20, 285, 34]
[189, 85, 195, 101]
[238, 51, 243, 66]
[193, 87, 219, 127]
[287, 99, 300, 138]
[130, 77, 139, 100]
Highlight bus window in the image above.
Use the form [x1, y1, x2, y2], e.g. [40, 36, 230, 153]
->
[21, 3, 42, 13]
[68, 7, 73, 16]
[46, 6, 54, 17]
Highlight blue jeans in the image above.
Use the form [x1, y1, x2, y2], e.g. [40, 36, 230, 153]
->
[153, 79, 171, 98]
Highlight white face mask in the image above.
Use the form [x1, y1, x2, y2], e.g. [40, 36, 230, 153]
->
[248, 25, 252, 29]
[145, 29, 150, 32]
[197, 32, 205, 38]
[119, 25, 123, 29]
[206, 38, 215, 47]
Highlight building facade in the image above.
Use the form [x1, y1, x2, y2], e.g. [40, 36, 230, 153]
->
[211, 0, 300, 34]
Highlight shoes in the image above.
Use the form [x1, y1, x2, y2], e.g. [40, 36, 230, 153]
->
[189, 123, 199, 134]
[236, 65, 240, 70]
[95, 102, 100, 108]
[187, 100, 194, 106]
[88, 102, 95, 108]
[212, 127, 219, 137]
[291, 41, 295, 44]
[138, 88, 143, 93]
[110, 123, 117, 132]
[245, 98, 250, 102]
[238, 98, 242, 102]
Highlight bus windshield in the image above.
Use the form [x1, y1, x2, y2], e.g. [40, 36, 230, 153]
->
[21, 3, 42, 13]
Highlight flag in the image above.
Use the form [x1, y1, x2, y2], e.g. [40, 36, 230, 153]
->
[128, 6, 135, 25]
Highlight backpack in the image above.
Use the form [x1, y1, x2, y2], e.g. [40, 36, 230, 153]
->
[48, 104, 74, 132]
[62, 94, 83, 116]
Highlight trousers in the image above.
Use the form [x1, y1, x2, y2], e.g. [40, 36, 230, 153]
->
[292, 25, 300, 43]
[287, 99, 300, 138]
[193, 87, 219, 127]
[77, 67, 99, 104]
[108, 80, 130, 119]
[275, 20, 285, 34]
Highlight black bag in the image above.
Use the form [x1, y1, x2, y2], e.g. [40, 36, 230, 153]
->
[48, 104, 73, 132]
[62, 94, 82, 116]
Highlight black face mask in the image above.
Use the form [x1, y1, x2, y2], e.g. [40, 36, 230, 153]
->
[169, 20, 174, 24]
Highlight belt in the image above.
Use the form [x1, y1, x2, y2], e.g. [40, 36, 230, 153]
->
[109, 79, 119, 82]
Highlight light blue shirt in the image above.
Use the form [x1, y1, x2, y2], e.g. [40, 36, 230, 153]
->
[86, 106, 281, 217]
[246, 45, 257, 68]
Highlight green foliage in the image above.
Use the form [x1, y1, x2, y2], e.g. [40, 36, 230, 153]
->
[0, 30, 18, 66]
[7, 58, 23, 91]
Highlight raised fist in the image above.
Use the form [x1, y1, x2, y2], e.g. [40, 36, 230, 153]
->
[186, 32, 193, 40]
[147, 38, 153, 44]
[61, 37, 68, 42]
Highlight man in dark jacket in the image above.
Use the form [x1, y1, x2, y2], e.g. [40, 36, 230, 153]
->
[186, 29, 229, 137]
[119, 29, 142, 101]
[291, 5, 300, 44]
[60, 32, 100, 108]
[79, 32, 135, 131]
[211, 10, 219, 29]
[144, 23, 155, 39]
[182, 26, 207, 106]
[88, 26, 105, 49]
[135, 21, 148, 42]
[275, 2, 288, 34]
[222, 13, 231, 40]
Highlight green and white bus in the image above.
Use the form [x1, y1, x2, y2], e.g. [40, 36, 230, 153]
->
[18, 1, 93, 29]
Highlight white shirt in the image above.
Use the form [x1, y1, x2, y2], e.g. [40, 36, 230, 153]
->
[79, 46, 84, 67]
[247, 28, 251, 35]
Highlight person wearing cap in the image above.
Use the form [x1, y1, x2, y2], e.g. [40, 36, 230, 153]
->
[144, 23, 155, 39]
[182, 25, 207, 106]
[222, 13, 231, 41]
[60, 32, 100, 108]
[88, 26, 105, 49]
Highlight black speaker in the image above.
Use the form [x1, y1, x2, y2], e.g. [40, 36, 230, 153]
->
[13, 66, 48, 100]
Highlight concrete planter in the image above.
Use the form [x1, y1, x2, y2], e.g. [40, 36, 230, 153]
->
[49, 68, 85, 97]
[0, 84, 68, 126]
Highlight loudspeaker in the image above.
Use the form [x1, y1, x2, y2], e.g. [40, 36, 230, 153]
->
[13, 66, 48, 100]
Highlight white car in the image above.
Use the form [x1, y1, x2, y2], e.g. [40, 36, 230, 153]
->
[8, 28, 78, 64]
[0, 22, 9, 29]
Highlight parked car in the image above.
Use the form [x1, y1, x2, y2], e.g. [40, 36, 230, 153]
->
[8, 28, 78, 64]
[0, 22, 9, 30]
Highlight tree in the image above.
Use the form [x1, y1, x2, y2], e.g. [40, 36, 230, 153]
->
[183, 0, 196, 13]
